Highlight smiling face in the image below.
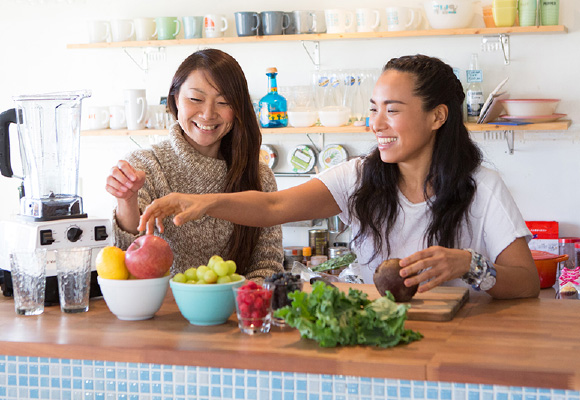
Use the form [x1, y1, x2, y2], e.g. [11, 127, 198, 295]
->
[369, 70, 443, 169]
[176, 69, 235, 158]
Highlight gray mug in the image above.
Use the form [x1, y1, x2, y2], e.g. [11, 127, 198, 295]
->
[183, 16, 203, 39]
[234, 12, 260, 37]
[293, 10, 317, 34]
[261, 11, 290, 35]
[283, 12, 297, 34]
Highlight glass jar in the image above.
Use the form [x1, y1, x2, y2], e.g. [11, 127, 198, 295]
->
[283, 246, 303, 271]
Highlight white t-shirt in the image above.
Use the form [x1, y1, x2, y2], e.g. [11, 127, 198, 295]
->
[315, 158, 531, 284]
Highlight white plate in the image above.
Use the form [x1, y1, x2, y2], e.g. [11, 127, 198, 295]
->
[320, 144, 348, 170]
[259, 144, 278, 169]
[288, 145, 317, 173]
[498, 113, 566, 123]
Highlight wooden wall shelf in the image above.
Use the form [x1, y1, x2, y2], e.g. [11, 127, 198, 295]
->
[81, 120, 571, 137]
[67, 25, 567, 49]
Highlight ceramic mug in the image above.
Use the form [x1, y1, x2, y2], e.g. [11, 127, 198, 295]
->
[183, 16, 203, 39]
[293, 10, 317, 34]
[110, 19, 135, 42]
[324, 9, 354, 34]
[87, 20, 110, 43]
[261, 11, 290, 35]
[155, 17, 181, 40]
[109, 105, 127, 130]
[204, 14, 228, 38]
[124, 89, 148, 131]
[385, 7, 418, 31]
[234, 12, 260, 37]
[134, 18, 157, 41]
[355, 8, 380, 32]
[283, 12, 297, 34]
[85, 106, 110, 130]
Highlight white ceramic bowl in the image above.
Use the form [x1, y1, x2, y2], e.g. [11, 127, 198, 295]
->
[423, 0, 475, 29]
[499, 99, 560, 117]
[318, 106, 351, 127]
[98, 275, 170, 320]
[287, 108, 318, 127]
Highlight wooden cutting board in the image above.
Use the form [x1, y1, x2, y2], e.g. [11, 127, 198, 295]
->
[306, 282, 469, 322]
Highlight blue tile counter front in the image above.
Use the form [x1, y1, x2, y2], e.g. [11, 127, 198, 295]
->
[1, 356, 579, 400]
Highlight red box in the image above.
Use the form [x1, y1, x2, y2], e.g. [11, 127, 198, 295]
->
[525, 221, 559, 239]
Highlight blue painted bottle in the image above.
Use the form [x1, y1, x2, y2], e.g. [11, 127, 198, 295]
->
[259, 67, 288, 128]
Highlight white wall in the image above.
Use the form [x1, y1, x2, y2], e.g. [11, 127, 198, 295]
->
[0, 0, 579, 248]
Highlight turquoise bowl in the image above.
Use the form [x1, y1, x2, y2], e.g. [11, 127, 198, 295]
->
[170, 277, 246, 325]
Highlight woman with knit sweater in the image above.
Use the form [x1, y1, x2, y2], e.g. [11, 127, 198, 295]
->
[105, 49, 284, 282]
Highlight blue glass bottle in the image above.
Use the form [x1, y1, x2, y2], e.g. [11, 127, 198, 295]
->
[259, 67, 288, 128]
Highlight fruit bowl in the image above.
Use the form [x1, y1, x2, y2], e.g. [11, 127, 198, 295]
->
[97, 275, 170, 320]
[170, 277, 246, 326]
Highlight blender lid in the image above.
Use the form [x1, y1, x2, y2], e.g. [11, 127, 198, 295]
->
[12, 89, 92, 102]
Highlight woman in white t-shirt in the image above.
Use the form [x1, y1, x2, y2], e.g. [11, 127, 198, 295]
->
[138, 54, 540, 299]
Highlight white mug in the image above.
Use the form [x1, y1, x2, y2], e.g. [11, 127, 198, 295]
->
[124, 89, 148, 131]
[355, 8, 380, 33]
[324, 9, 354, 34]
[385, 7, 419, 31]
[109, 105, 127, 130]
[85, 106, 110, 130]
[111, 19, 135, 42]
[203, 14, 228, 38]
[134, 18, 157, 41]
[87, 20, 110, 43]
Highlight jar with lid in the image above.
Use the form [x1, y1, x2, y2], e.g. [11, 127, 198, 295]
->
[283, 246, 303, 271]
[302, 246, 312, 266]
[559, 237, 580, 269]
[308, 229, 329, 256]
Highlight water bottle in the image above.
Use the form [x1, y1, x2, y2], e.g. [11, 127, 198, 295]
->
[259, 67, 288, 128]
[465, 54, 484, 123]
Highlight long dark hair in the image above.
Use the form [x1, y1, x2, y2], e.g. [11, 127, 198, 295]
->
[349, 54, 482, 262]
[167, 48, 262, 275]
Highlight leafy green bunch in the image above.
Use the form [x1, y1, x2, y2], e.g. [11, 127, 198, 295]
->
[273, 281, 423, 348]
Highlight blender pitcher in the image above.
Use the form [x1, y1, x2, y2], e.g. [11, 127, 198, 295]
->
[0, 90, 91, 220]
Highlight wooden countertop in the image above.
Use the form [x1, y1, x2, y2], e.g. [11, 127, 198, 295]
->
[0, 285, 578, 390]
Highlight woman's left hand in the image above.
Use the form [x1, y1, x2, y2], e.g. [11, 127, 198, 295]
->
[398, 246, 471, 293]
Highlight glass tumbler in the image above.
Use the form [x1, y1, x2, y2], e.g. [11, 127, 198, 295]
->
[10, 249, 48, 316]
[232, 284, 274, 334]
[55, 247, 93, 313]
[264, 280, 303, 327]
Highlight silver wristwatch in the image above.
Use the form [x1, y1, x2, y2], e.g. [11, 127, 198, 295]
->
[462, 248, 497, 291]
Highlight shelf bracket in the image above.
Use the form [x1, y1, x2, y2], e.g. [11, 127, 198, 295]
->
[122, 47, 166, 73]
[481, 34, 510, 65]
[301, 41, 320, 69]
[504, 129, 514, 155]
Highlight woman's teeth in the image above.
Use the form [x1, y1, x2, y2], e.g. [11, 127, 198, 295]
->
[377, 137, 398, 144]
[195, 122, 218, 131]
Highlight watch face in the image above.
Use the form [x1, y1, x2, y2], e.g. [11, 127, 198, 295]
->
[480, 276, 497, 291]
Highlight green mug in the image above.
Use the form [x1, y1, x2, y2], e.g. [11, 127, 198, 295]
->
[155, 17, 181, 40]
[540, 0, 559, 26]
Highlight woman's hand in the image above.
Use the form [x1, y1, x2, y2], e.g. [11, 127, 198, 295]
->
[106, 160, 146, 201]
[138, 193, 211, 234]
[398, 246, 471, 293]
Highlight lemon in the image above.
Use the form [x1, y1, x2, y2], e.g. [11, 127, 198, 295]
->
[96, 246, 129, 280]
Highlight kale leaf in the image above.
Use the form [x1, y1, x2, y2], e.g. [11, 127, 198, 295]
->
[273, 281, 423, 348]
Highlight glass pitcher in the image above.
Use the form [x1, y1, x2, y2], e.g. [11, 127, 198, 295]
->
[0, 90, 91, 220]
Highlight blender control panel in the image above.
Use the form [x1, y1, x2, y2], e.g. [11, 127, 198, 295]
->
[36, 219, 111, 248]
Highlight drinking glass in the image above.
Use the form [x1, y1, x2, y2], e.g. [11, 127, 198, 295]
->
[55, 247, 92, 313]
[10, 249, 47, 316]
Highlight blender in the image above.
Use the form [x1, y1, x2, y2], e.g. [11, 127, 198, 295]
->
[0, 90, 112, 304]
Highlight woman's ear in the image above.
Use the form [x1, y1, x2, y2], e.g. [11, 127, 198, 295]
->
[432, 104, 448, 130]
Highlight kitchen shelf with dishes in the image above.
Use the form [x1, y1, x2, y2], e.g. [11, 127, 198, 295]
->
[81, 120, 571, 137]
[67, 25, 567, 49]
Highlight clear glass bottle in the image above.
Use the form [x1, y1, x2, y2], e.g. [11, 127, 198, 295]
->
[259, 67, 288, 128]
[465, 53, 484, 123]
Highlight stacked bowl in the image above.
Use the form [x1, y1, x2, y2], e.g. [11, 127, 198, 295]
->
[499, 99, 565, 123]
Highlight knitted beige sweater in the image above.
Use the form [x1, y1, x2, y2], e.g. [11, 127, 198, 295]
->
[113, 124, 284, 281]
